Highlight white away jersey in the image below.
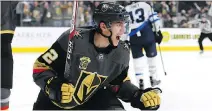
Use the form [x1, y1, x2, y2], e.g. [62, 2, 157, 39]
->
[125, 2, 161, 32]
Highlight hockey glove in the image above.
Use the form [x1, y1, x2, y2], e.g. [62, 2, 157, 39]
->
[154, 30, 163, 44]
[45, 77, 75, 104]
[131, 87, 162, 110]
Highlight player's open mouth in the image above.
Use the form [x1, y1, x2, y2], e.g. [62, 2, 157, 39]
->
[116, 36, 120, 40]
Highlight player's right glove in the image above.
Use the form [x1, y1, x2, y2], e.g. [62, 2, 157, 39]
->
[44, 76, 75, 104]
[154, 30, 163, 44]
[130, 87, 162, 110]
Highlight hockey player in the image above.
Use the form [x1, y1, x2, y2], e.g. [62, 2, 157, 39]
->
[125, 1, 163, 89]
[32, 2, 161, 110]
[189, 14, 212, 54]
[1, 1, 19, 110]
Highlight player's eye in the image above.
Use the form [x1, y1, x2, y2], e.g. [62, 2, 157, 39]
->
[119, 22, 125, 27]
[117, 23, 122, 27]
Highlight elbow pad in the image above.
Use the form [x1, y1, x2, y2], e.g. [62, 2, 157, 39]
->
[116, 81, 139, 102]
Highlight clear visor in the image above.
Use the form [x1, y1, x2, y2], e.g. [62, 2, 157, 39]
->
[112, 20, 131, 35]
[109, 16, 131, 35]
[124, 21, 131, 34]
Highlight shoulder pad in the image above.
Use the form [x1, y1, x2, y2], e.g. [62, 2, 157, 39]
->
[119, 40, 130, 52]
[72, 29, 91, 40]
[112, 41, 130, 65]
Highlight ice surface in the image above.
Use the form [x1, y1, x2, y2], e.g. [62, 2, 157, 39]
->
[10, 51, 212, 111]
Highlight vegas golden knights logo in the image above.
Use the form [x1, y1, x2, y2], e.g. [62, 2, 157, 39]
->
[73, 71, 107, 105]
[79, 56, 91, 70]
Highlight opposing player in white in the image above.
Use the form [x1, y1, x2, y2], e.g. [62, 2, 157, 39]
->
[124, 1, 163, 89]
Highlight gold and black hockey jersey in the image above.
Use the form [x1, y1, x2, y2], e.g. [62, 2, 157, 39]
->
[33, 28, 139, 110]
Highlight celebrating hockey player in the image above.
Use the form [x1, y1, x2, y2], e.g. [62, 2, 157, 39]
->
[1, 1, 19, 110]
[125, 1, 163, 89]
[32, 2, 161, 110]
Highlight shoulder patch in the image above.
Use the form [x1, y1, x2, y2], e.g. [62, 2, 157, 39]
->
[73, 29, 91, 40]
[123, 42, 130, 50]
[117, 41, 130, 65]
[74, 30, 83, 39]
[120, 41, 130, 52]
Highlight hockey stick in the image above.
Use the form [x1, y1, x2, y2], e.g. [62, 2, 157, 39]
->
[158, 45, 167, 76]
[64, 0, 78, 79]
[149, 3, 167, 76]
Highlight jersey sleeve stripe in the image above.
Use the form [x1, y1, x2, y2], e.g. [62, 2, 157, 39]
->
[151, 18, 160, 23]
[0, 30, 15, 34]
[149, 12, 158, 19]
[33, 69, 49, 74]
[33, 60, 51, 74]
[149, 14, 160, 23]
[128, 21, 148, 36]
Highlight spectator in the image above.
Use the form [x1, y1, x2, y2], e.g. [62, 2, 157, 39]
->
[50, 1, 63, 27]
[62, 1, 73, 27]
[18, 1, 212, 28]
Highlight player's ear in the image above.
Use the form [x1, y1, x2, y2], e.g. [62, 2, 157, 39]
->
[99, 22, 107, 31]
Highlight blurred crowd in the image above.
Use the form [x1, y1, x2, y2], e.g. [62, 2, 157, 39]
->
[16, 1, 212, 28]
[17, 1, 96, 27]
[152, 1, 212, 28]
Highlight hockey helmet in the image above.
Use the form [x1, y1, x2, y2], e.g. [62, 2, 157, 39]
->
[93, 2, 130, 34]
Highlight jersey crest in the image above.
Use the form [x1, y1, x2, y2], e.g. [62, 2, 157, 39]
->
[79, 56, 91, 70]
[73, 71, 107, 104]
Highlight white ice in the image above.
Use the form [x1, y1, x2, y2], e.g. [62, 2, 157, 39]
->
[10, 51, 212, 111]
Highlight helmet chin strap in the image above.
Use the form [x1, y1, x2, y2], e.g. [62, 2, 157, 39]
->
[97, 28, 117, 48]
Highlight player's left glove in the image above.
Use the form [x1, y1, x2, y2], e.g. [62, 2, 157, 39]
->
[130, 87, 162, 110]
[154, 30, 163, 44]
